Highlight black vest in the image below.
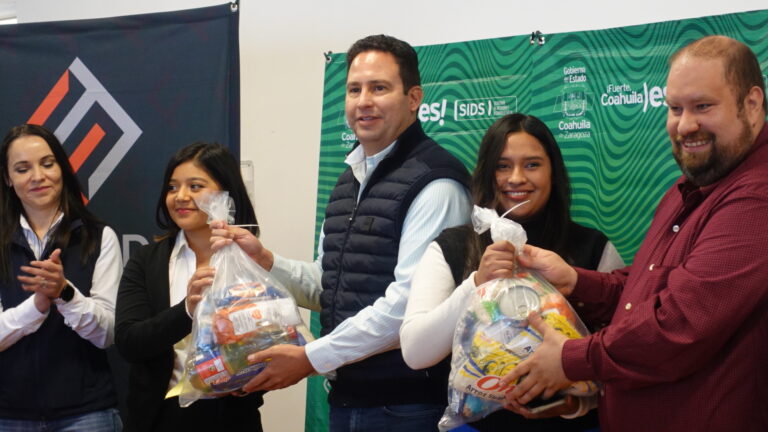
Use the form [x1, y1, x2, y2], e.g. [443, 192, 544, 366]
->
[320, 121, 469, 407]
[437, 221, 609, 287]
[0, 221, 116, 420]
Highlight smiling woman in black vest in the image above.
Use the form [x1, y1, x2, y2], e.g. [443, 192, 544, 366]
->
[400, 113, 625, 432]
[0, 123, 123, 431]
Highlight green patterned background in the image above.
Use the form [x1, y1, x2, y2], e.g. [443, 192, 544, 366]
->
[306, 9, 768, 431]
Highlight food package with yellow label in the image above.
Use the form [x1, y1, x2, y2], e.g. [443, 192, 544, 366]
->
[438, 271, 598, 430]
[438, 206, 598, 430]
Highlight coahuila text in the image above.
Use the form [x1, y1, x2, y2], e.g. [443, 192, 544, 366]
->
[558, 119, 591, 130]
[600, 82, 667, 112]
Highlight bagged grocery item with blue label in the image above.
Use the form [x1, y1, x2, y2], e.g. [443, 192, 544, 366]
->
[438, 205, 598, 430]
[178, 191, 313, 407]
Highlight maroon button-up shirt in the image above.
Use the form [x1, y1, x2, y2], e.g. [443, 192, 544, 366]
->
[562, 124, 768, 432]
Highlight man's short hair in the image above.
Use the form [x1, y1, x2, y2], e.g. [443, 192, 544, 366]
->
[346, 34, 421, 93]
[670, 35, 766, 111]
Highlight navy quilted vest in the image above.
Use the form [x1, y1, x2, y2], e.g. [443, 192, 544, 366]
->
[320, 121, 469, 407]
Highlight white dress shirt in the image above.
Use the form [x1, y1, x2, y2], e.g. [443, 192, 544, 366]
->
[167, 231, 196, 392]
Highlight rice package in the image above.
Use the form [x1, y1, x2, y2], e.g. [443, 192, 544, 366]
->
[438, 206, 598, 430]
[179, 192, 313, 406]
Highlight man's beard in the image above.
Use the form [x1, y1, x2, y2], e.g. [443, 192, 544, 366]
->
[672, 114, 754, 187]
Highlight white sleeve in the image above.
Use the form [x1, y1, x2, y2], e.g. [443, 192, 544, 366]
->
[270, 253, 323, 312]
[268, 220, 325, 312]
[0, 295, 49, 351]
[596, 241, 625, 272]
[304, 179, 472, 373]
[55, 226, 122, 348]
[400, 241, 476, 369]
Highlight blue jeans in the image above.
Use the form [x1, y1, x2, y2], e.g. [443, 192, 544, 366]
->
[329, 404, 444, 432]
[0, 409, 122, 432]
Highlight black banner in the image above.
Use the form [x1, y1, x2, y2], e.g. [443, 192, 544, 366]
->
[0, 3, 240, 262]
[0, 3, 240, 420]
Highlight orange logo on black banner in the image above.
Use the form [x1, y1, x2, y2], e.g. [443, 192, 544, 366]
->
[28, 57, 142, 202]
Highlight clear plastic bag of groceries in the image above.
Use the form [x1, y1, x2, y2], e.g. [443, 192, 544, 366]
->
[437, 206, 598, 430]
[179, 191, 314, 407]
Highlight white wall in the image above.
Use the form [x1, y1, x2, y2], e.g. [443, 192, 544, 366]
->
[17, 1, 766, 430]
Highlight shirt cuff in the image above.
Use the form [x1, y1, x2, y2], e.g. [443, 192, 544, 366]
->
[466, 271, 479, 290]
[184, 299, 193, 319]
[304, 336, 338, 374]
[17, 295, 49, 323]
[52, 281, 82, 309]
[561, 337, 594, 383]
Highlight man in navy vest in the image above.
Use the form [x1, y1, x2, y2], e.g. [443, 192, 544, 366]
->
[212, 35, 471, 431]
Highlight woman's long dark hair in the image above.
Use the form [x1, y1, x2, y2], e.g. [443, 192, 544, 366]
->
[155, 142, 258, 240]
[0, 124, 102, 281]
[462, 113, 573, 275]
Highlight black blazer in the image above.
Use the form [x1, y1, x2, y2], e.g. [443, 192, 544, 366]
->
[115, 237, 262, 431]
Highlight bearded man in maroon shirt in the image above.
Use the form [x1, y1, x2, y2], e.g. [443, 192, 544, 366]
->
[501, 35, 768, 432]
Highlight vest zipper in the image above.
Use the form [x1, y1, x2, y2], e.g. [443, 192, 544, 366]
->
[331, 202, 359, 329]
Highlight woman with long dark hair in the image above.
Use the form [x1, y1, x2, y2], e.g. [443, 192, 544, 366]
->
[0, 124, 122, 430]
[400, 113, 624, 431]
[115, 142, 264, 431]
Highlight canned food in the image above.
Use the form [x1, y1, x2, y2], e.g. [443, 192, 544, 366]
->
[497, 284, 540, 324]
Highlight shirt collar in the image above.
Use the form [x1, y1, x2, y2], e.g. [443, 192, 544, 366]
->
[345, 139, 398, 184]
[169, 230, 192, 262]
[19, 212, 64, 236]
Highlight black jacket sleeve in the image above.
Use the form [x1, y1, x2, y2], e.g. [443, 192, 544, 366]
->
[115, 240, 192, 363]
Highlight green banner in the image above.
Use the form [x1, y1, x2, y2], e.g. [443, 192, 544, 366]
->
[306, 9, 768, 432]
